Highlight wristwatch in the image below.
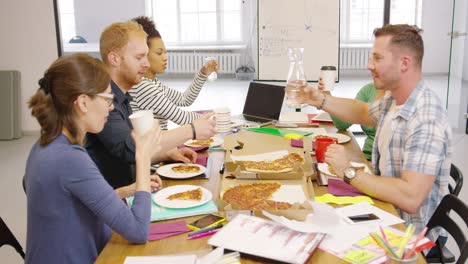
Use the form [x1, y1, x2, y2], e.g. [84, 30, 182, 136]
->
[343, 167, 357, 184]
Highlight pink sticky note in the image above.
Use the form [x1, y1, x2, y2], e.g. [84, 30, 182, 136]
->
[148, 220, 191, 241]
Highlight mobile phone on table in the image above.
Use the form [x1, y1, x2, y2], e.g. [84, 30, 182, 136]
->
[187, 214, 226, 231]
[343, 213, 381, 225]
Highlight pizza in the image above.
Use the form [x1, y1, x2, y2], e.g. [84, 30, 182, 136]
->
[189, 138, 214, 147]
[239, 153, 305, 173]
[171, 165, 201, 173]
[167, 187, 202, 201]
[221, 182, 293, 210]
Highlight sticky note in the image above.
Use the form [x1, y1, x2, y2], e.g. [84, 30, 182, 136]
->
[283, 133, 304, 140]
[343, 250, 375, 264]
[314, 193, 374, 205]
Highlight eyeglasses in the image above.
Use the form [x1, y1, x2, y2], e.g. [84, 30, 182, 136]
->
[96, 92, 115, 107]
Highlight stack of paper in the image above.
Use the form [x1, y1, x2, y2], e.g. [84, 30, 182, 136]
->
[208, 214, 325, 264]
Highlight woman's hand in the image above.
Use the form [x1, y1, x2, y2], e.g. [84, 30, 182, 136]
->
[201, 59, 218, 75]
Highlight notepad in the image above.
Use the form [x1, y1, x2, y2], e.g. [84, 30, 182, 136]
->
[126, 194, 218, 222]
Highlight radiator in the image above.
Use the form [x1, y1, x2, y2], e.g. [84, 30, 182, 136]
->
[166, 51, 241, 74]
[0, 71, 21, 140]
[340, 46, 372, 70]
[166, 47, 370, 74]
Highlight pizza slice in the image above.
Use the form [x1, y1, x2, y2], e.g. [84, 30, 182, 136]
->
[189, 138, 214, 147]
[167, 187, 202, 201]
[172, 165, 201, 173]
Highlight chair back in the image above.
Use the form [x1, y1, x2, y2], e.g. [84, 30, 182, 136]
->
[449, 164, 463, 196]
[0, 217, 25, 259]
[426, 194, 468, 264]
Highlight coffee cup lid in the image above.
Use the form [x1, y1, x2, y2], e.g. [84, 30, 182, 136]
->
[321, 66, 337, 71]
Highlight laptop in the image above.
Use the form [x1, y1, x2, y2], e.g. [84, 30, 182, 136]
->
[232, 82, 285, 126]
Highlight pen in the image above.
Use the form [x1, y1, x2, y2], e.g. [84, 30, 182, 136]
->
[186, 229, 220, 240]
[188, 224, 224, 237]
[403, 227, 427, 259]
[396, 224, 415, 258]
[379, 225, 389, 243]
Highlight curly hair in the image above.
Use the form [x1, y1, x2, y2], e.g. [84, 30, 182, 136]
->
[373, 24, 424, 67]
[132, 16, 162, 47]
[29, 53, 110, 146]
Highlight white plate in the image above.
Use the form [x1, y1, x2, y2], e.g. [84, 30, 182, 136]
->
[153, 185, 212, 209]
[317, 163, 338, 177]
[184, 137, 224, 148]
[317, 162, 371, 177]
[310, 133, 351, 144]
[156, 163, 206, 179]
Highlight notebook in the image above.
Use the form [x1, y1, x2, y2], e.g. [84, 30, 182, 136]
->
[126, 193, 218, 222]
[232, 82, 285, 126]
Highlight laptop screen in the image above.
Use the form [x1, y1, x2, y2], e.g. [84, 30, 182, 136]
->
[242, 82, 285, 120]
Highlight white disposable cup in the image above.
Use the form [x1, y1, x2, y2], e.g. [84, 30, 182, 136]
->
[320, 66, 336, 91]
[213, 107, 231, 132]
[129, 110, 153, 135]
[204, 57, 218, 81]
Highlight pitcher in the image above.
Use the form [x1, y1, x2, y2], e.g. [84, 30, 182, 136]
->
[285, 47, 307, 108]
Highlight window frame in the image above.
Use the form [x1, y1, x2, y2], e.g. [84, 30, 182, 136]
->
[146, 0, 244, 47]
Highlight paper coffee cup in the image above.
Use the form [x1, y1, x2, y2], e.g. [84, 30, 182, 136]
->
[204, 57, 218, 81]
[129, 110, 153, 135]
[320, 66, 337, 91]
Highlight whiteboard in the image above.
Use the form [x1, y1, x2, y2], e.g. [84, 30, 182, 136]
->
[258, 0, 339, 81]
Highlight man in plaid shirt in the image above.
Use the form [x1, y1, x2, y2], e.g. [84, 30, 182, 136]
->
[303, 24, 451, 244]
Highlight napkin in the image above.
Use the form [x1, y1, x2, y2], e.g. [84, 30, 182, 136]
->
[148, 220, 191, 241]
[327, 178, 363, 196]
[179, 145, 209, 152]
[196, 155, 208, 167]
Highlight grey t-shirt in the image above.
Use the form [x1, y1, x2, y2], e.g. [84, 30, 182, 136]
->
[25, 134, 151, 264]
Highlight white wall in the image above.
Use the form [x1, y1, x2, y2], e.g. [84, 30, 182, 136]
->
[421, 0, 453, 74]
[463, 1, 468, 81]
[74, 0, 145, 43]
[0, 0, 58, 133]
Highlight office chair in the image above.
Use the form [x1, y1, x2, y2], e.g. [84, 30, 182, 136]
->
[0, 217, 25, 259]
[424, 194, 468, 264]
[449, 164, 463, 197]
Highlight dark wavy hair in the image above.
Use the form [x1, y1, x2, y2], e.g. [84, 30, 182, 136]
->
[132, 16, 162, 47]
[29, 53, 110, 146]
[374, 24, 424, 67]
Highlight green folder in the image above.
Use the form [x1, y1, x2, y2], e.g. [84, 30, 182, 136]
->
[127, 193, 218, 222]
[246, 127, 313, 137]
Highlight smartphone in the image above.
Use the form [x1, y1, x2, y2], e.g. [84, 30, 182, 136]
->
[187, 214, 226, 231]
[344, 213, 381, 224]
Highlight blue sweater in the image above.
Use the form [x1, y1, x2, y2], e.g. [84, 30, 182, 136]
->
[24, 134, 151, 264]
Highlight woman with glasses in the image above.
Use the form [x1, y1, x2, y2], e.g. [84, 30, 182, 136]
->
[129, 16, 218, 130]
[24, 53, 163, 264]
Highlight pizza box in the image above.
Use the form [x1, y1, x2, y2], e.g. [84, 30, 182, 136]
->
[217, 175, 315, 219]
[223, 130, 315, 179]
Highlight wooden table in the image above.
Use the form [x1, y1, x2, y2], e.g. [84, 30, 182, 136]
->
[95, 126, 426, 264]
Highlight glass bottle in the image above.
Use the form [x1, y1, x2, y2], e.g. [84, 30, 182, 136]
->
[285, 47, 307, 109]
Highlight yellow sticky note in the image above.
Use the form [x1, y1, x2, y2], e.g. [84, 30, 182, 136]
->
[283, 133, 303, 140]
[343, 250, 375, 264]
[314, 193, 374, 205]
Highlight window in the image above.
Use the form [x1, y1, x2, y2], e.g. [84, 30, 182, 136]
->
[340, 0, 423, 45]
[57, 0, 76, 43]
[147, 0, 243, 46]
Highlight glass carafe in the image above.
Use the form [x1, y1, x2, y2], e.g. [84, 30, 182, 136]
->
[285, 47, 307, 108]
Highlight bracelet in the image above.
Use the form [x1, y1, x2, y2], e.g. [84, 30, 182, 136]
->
[190, 123, 197, 140]
[317, 94, 327, 110]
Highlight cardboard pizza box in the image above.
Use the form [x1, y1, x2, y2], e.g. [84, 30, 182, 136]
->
[217, 174, 315, 220]
[223, 130, 316, 179]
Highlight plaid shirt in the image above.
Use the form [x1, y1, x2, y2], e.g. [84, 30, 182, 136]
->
[368, 80, 451, 241]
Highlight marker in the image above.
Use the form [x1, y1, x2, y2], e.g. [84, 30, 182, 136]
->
[188, 224, 223, 237]
[186, 229, 220, 240]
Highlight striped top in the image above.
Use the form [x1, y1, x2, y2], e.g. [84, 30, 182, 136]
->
[129, 72, 207, 130]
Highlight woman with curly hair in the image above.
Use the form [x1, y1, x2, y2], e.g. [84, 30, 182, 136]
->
[130, 16, 218, 130]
